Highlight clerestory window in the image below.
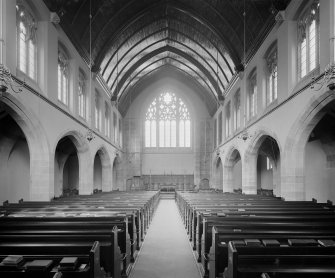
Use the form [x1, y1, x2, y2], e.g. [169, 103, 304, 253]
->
[78, 69, 87, 119]
[298, 0, 319, 79]
[145, 92, 191, 148]
[265, 45, 278, 105]
[16, 2, 37, 80]
[58, 45, 70, 105]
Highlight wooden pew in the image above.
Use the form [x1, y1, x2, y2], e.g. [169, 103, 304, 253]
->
[1, 209, 139, 262]
[0, 232, 121, 278]
[0, 241, 107, 278]
[209, 226, 335, 278]
[0, 216, 130, 276]
[226, 240, 335, 278]
[191, 206, 333, 250]
[199, 214, 335, 271]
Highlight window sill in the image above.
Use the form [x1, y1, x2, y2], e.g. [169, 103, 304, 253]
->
[293, 66, 320, 95]
[264, 99, 278, 113]
[143, 147, 193, 154]
[57, 100, 70, 111]
[16, 69, 42, 95]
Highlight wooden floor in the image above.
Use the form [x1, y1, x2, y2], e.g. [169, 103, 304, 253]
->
[129, 199, 201, 278]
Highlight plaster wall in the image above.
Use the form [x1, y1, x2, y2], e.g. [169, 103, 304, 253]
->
[305, 140, 335, 202]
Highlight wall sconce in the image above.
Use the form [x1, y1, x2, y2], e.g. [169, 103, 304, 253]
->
[311, 62, 335, 91]
[111, 95, 118, 107]
[238, 129, 254, 141]
[85, 128, 95, 142]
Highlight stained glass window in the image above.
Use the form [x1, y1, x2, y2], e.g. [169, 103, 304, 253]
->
[16, 2, 37, 80]
[78, 69, 86, 119]
[248, 70, 257, 118]
[298, 0, 319, 79]
[218, 112, 222, 144]
[225, 102, 231, 137]
[105, 102, 110, 138]
[234, 90, 240, 131]
[58, 46, 69, 105]
[95, 91, 101, 131]
[266, 45, 278, 105]
[145, 92, 191, 148]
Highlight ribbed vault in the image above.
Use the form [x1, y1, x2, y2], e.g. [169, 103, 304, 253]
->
[42, 0, 290, 115]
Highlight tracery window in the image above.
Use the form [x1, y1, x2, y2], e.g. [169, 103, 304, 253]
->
[266, 45, 278, 104]
[113, 112, 117, 143]
[58, 45, 70, 105]
[145, 92, 191, 148]
[225, 102, 231, 138]
[16, 2, 37, 80]
[248, 70, 257, 119]
[233, 90, 241, 131]
[105, 102, 110, 138]
[78, 69, 86, 119]
[119, 119, 122, 147]
[298, 0, 319, 79]
[218, 112, 222, 144]
[95, 91, 101, 131]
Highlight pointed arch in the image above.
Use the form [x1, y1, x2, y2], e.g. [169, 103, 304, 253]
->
[52, 130, 91, 196]
[244, 128, 281, 195]
[283, 91, 335, 200]
[223, 146, 242, 193]
[0, 94, 51, 201]
[93, 146, 112, 192]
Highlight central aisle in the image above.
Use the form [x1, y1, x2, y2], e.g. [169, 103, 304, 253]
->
[129, 199, 201, 278]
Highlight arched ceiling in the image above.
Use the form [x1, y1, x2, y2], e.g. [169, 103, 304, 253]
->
[43, 0, 291, 115]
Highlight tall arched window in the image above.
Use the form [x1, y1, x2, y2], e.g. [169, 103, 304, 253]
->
[95, 90, 101, 131]
[105, 102, 110, 138]
[16, 2, 37, 80]
[233, 90, 241, 131]
[298, 0, 319, 79]
[145, 92, 191, 148]
[265, 44, 278, 105]
[78, 69, 86, 119]
[225, 101, 231, 138]
[58, 45, 70, 105]
[248, 69, 257, 119]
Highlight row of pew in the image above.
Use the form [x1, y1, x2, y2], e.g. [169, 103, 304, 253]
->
[176, 191, 335, 278]
[0, 191, 160, 278]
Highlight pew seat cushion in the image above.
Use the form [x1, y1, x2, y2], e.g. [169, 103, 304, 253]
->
[232, 240, 246, 246]
[26, 260, 54, 271]
[318, 239, 335, 247]
[288, 239, 318, 246]
[245, 239, 262, 246]
[262, 239, 280, 247]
